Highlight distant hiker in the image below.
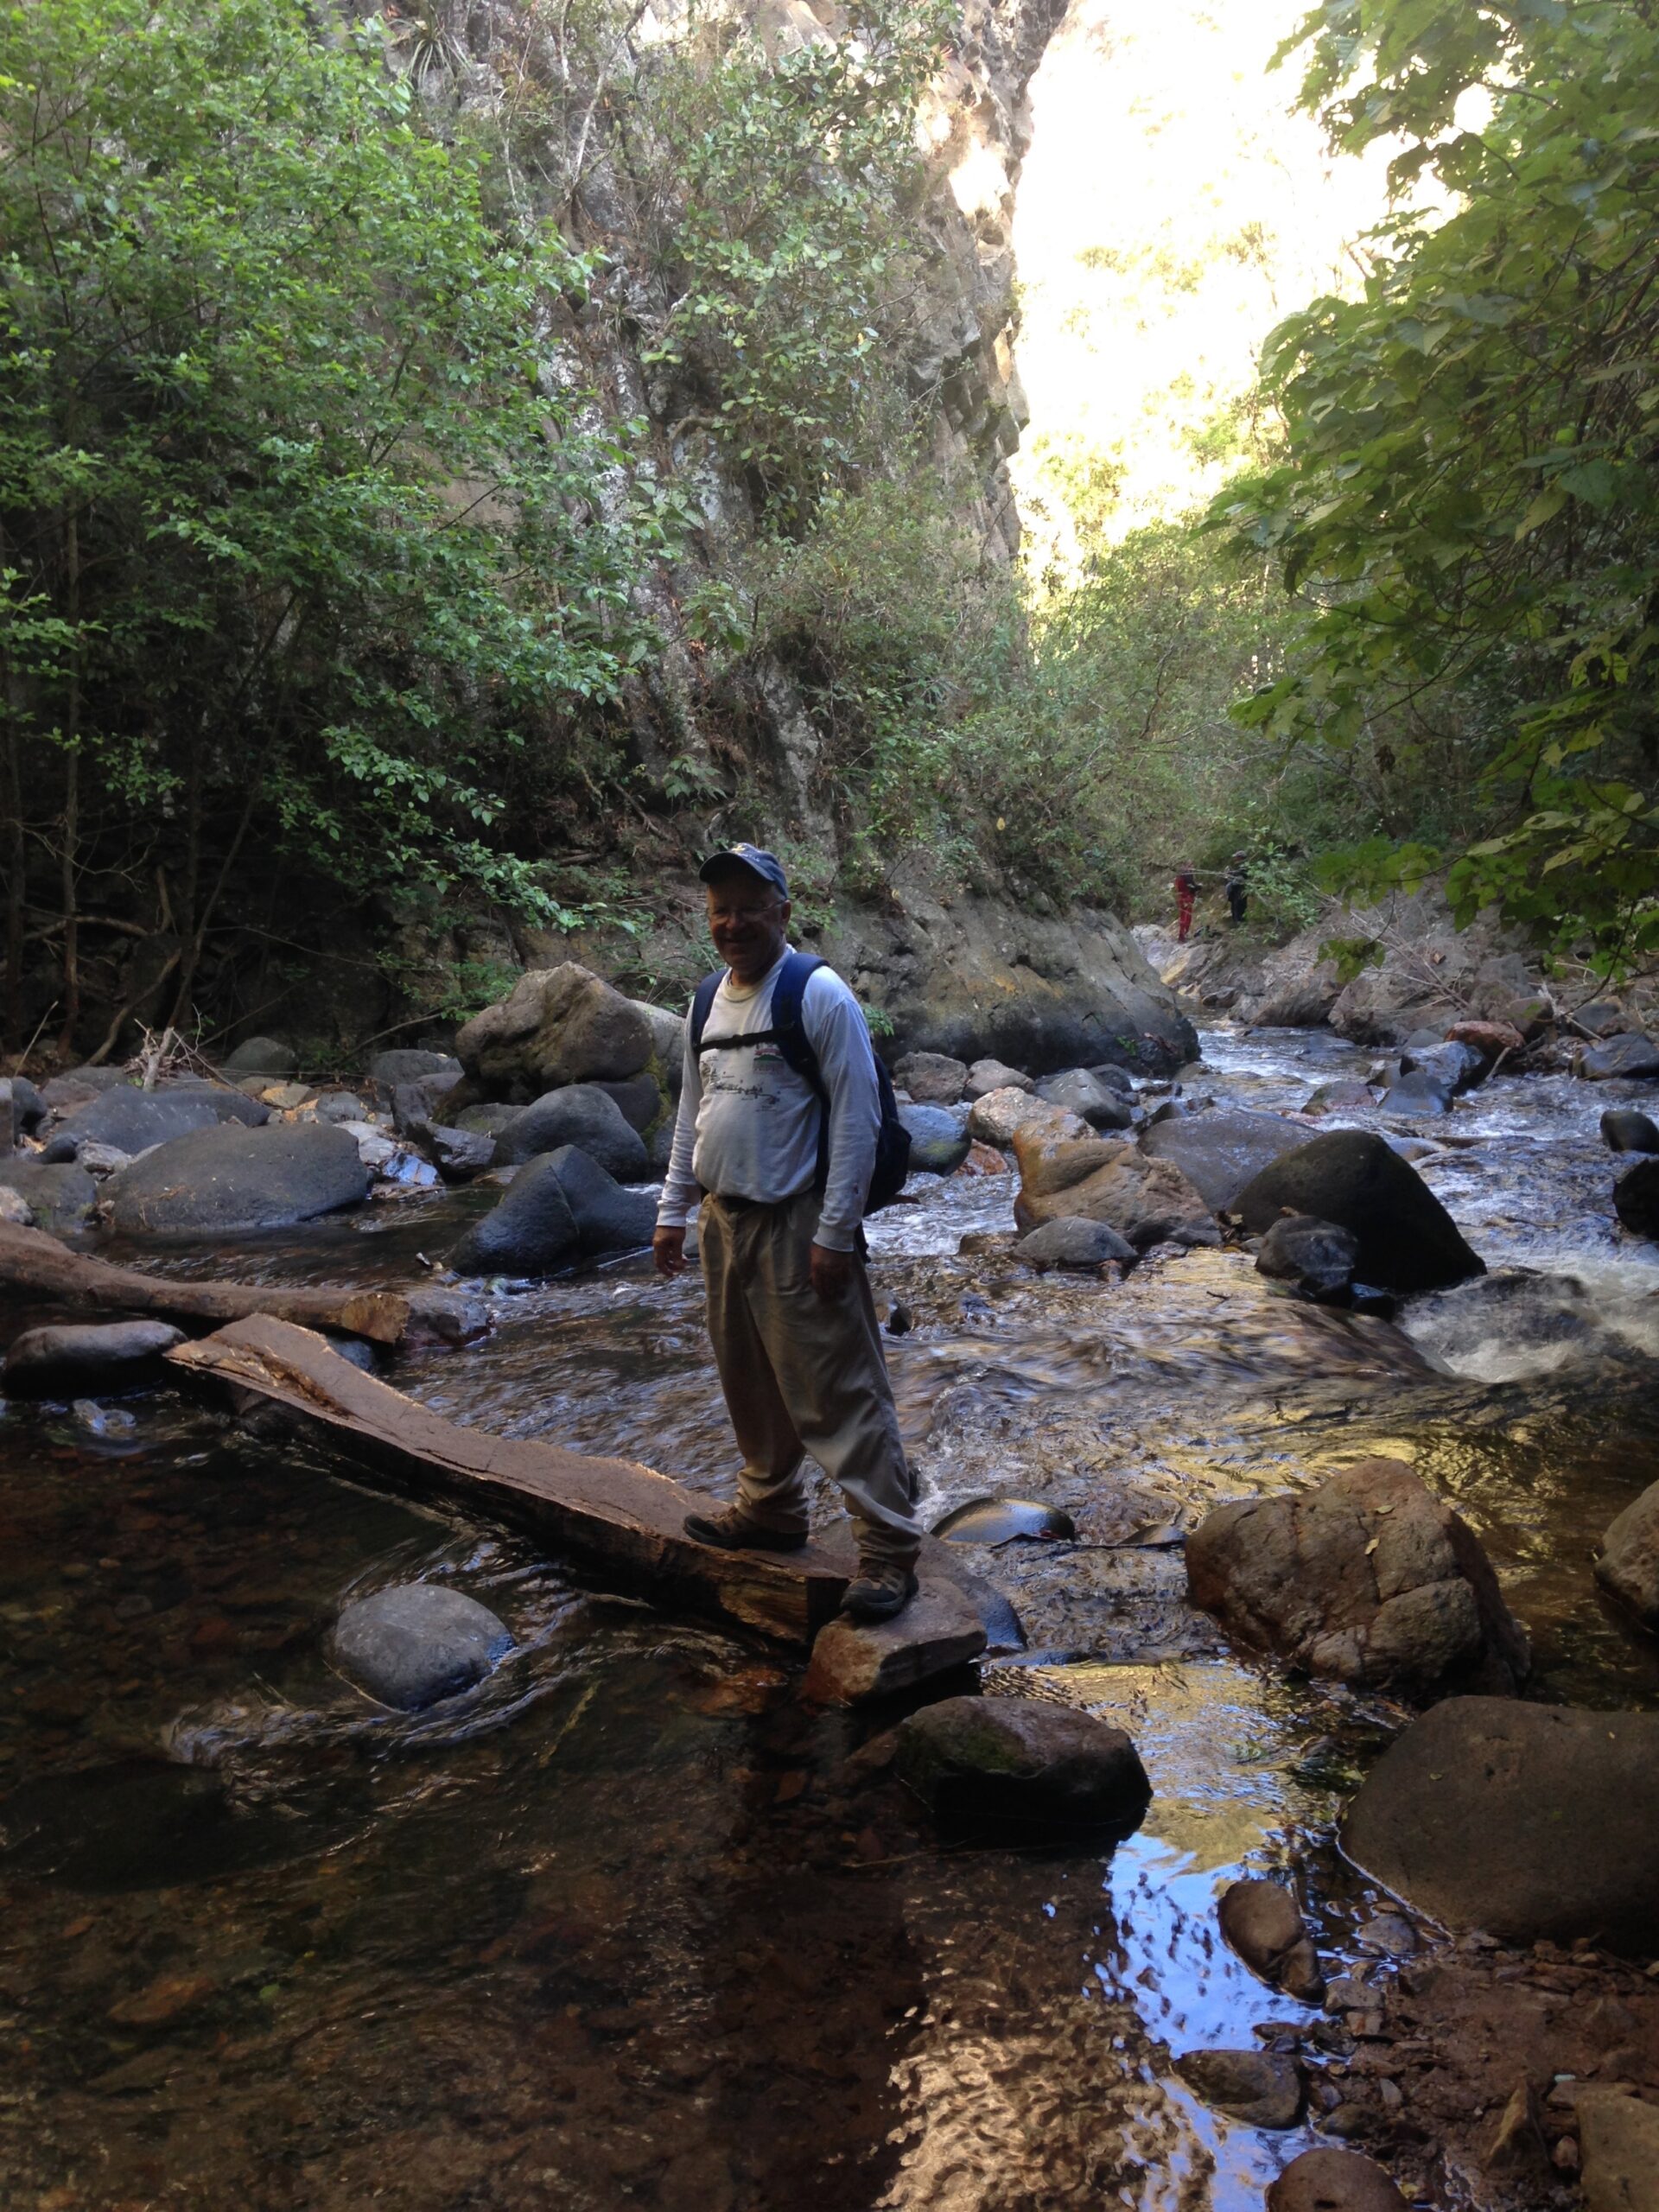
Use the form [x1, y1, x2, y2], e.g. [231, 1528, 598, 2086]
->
[652, 843, 923, 1624]
[1173, 863, 1198, 944]
[1224, 851, 1249, 928]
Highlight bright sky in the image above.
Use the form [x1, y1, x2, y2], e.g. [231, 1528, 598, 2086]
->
[1009, 0, 1394, 577]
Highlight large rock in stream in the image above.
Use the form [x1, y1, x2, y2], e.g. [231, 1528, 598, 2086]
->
[893, 1694, 1151, 1841]
[897, 1103, 971, 1177]
[1581, 1032, 1659, 1081]
[1595, 1479, 1659, 1630]
[3, 1320, 185, 1398]
[44, 1086, 222, 1158]
[1012, 1125, 1217, 1249]
[1613, 1155, 1659, 1240]
[0, 1160, 98, 1233]
[330, 1584, 512, 1710]
[1140, 1108, 1310, 1211]
[455, 963, 658, 1100]
[450, 1145, 657, 1274]
[1340, 1696, 1659, 1953]
[1186, 1459, 1529, 1700]
[106, 1122, 369, 1235]
[1231, 1128, 1484, 1292]
[491, 1085, 650, 1180]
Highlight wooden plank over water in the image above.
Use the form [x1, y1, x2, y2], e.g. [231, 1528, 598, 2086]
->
[166, 1314, 851, 1645]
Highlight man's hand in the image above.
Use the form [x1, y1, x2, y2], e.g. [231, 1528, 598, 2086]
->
[809, 1241, 855, 1300]
[652, 1224, 688, 1277]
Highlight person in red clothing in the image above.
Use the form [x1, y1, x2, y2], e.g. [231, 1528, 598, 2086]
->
[1173, 863, 1198, 943]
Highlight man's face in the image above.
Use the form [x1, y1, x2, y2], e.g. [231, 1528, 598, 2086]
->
[706, 870, 791, 983]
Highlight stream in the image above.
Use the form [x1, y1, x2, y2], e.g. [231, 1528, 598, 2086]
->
[2, 1025, 1658, 2212]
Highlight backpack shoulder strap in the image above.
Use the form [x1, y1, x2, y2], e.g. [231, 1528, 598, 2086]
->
[767, 952, 829, 1096]
[689, 970, 722, 1054]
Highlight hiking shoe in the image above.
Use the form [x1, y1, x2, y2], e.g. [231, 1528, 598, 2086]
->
[839, 1562, 919, 1624]
[683, 1503, 807, 1553]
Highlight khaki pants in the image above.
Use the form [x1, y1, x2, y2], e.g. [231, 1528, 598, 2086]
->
[698, 1189, 921, 1567]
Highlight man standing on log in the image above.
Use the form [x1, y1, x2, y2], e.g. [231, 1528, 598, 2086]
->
[652, 844, 923, 1623]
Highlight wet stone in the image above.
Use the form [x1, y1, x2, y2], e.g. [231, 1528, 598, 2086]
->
[1582, 1033, 1659, 1081]
[932, 1497, 1078, 1544]
[1614, 1155, 1659, 1242]
[804, 1579, 986, 1706]
[1014, 1215, 1136, 1269]
[1603, 1109, 1659, 1154]
[1255, 1213, 1360, 1303]
[1174, 2046, 1302, 2128]
[3, 1320, 184, 1399]
[893, 1693, 1151, 1842]
[1596, 1477, 1659, 1630]
[898, 1103, 972, 1176]
[330, 1583, 512, 1710]
[1267, 2148, 1409, 2212]
[1217, 1878, 1325, 2004]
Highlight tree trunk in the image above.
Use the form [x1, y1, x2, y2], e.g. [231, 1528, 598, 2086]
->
[55, 509, 80, 1058]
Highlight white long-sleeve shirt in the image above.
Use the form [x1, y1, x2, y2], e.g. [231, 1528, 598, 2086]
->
[655, 952, 880, 1251]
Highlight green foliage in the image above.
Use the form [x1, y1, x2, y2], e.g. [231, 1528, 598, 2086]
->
[0, 0, 661, 1042]
[1216, 0, 1659, 977]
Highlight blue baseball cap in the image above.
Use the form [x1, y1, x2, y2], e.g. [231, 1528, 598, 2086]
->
[698, 843, 790, 898]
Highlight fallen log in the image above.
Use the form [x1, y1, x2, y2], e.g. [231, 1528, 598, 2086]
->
[0, 1221, 409, 1346]
[167, 1314, 849, 1643]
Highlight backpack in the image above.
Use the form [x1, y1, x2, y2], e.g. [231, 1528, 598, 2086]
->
[690, 950, 912, 1212]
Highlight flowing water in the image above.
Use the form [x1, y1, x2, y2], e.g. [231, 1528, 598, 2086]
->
[3, 1027, 1658, 2210]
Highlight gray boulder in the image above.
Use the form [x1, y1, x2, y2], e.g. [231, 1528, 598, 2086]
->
[1217, 1878, 1324, 2003]
[1035, 1069, 1134, 1130]
[1305, 1079, 1379, 1116]
[3, 1321, 184, 1399]
[1582, 1032, 1659, 1080]
[1140, 1108, 1310, 1211]
[330, 1584, 512, 1710]
[964, 1057, 1033, 1100]
[367, 1048, 460, 1085]
[893, 1051, 968, 1106]
[313, 1090, 368, 1124]
[893, 1694, 1151, 1841]
[41, 1066, 130, 1106]
[898, 1103, 970, 1176]
[451, 1145, 657, 1275]
[1341, 1696, 1659, 1953]
[51, 1087, 221, 1156]
[1595, 1478, 1659, 1630]
[491, 1086, 649, 1181]
[455, 962, 654, 1099]
[1084, 1062, 1136, 1096]
[594, 1074, 665, 1134]
[1255, 1213, 1361, 1303]
[0, 1076, 45, 1146]
[107, 1122, 369, 1236]
[1014, 1216, 1136, 1268]
[0, 1161, 97, 1233]
[219, 1035, 296, 1078]
[421, 1125, 496, 1182]
[1380, 1068, 1453, 1116]
[1602, 1108, 1659, 1154]
[1186, 1457, 1529, 1700]
[1231, 1128, 1484, 1292]
[160, 1079, 270, 1127]
[451, 1103, 519, 1138]
[543, 1143, 659, 1255]
[1614, 1156, 1659, 1240]
[626, 998, 687, 1095]
[389, 1073, 464, 1135]
[1402, 1039, 1485, 1092]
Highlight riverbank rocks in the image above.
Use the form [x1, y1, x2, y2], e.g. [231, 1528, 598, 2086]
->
[965, 1058, 1033, 1100]
[1034, 1069, 1134, 1130]
[967, 1086, 1084, 1147]
[491, 1085, 649, 1181]
[893, 1051, 968, 1105]
[593, 1073, 664, 1134]
[1186, 1459, 1529, 1700]
[1231, 1129, 1484, 1292]
[0, 1160, 97, 1233]
[1380, 1068, 1452, 1116]
[0, 1076, 45, 1146]
[455, 963, 654, 1100]
[1141, 1109, 1309, 1211]
[1255, 1215, 1361, 1303]
[898, 1103, 972, 1176]
[1402, 1039, 1485, 1094]
[893, 1694, 1150, 1840]
[450, 1145, 655, 1274]
[1012, 1125, 1217, 1249]
[1446, 1017, 1525, 1062]
[1580, 2089, 1659, 2212]
[1582, 1032, 1659, 1081]
[3, 1320, 185, 1398]
[1340, 1697, 1659, 1953]
[1595, 1479, 1659, 1630]
[1173, 2048, 1301, 2130]
[1304, 1079, 1378, 1116]
[219, 1036, 296, 1079]
[1217, 1878, 1324, 2002]
[1014, 1216, 1136, 1269]
[366, 1048, 460, 1085]
[804, 1580, 986, 1705]
[330, 1583, 512, 1710]
[1614, 1156, 1659, 1240]
[1603, 1109, 1659, 1154]
[106, 1122, 369, 1236]
[1267, 2149, 1408, 2212]
[48, 1087, 222, 1158]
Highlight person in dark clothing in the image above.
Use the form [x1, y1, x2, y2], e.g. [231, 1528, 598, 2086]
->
[1224, 851, 1249, 927]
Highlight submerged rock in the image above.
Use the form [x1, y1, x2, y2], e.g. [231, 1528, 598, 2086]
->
[893, 1050, 968, 1105]
[450, 1144, 656, 1274]
[1141, 1108, 1310, 1211]
[1217, 1878, 1325, 2004]
[107, 1122, 369, 1236]
[898, 1103, 972, 1176]
[1186, 1458, 1529, 1700]
[893, 1694, 1150, 1841]
[1613, 1155, 1659, 1240]
[1014, 1216, 1136, 1269]
[1595, 1478, 1659, 1630]
[1012, 1125, 1217, 1249]
[1267, 2149, 1408, 2212]
[1255, 1213, 1360, 1303]
[1602, 1108, 1659, 1154]
[1342, 1696, 1659, 1953]
[1231, 1128, 1484, 1292]
[932, 1497, 1077, 1544]
[3, 1321, 184, 1399]
[491, 1085, 649, 1181]
[331, 1583, 512, 1710]
[1173, 2047, 1302, 2129]
[1582, 1032, 1659, 1081]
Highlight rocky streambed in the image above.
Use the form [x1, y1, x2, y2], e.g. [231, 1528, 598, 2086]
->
[1, 1019, 1659, 2211]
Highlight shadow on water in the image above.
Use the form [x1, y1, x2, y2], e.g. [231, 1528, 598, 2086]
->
[2, 1023, 1659, 2203]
